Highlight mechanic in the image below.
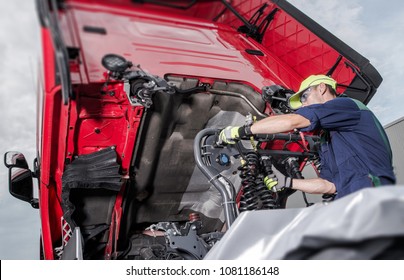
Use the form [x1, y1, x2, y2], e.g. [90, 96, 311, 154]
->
[219, 74, 396, 199]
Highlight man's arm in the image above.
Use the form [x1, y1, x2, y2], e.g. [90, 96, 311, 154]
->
[292, 178, 336, 194]
[251, 114, 311, 134]
[218, 114, 311, 144]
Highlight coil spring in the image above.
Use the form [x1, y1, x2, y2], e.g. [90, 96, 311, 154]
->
[238, 153, 277, 212]
[238, 152, 259, 211]
[257, 158, 277, 209]
[254, 179, 276, 209]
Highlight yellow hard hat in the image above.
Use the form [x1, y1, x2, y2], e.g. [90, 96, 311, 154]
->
[289, 75, 337, 109]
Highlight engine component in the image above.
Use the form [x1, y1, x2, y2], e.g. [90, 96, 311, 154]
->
[101, 53, 177, 108]
[125, 218, 222, 260]
[238, 152, 277, 212]
[262, 85, 294, 114]
[148, 220, 209, 260]
[217, 153, 230, 166]
[101, 54, 133, 78]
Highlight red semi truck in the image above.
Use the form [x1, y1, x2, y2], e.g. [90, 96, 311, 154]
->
[4, 0, 382, 259]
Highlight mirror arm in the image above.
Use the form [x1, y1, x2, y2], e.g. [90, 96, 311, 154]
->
[32, 158, 40, 178]
[30, 198, 39, 209]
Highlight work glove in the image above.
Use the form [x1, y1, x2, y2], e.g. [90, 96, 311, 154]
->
[264, 165, 292, 192]
[264, 175, 278, 190]
[218, 125, 253, 145]
[218, 126, 241, 145]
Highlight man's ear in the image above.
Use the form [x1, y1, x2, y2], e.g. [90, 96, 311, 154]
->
[319, 83, 327, 95]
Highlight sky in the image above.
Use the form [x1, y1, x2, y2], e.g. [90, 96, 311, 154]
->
[0, 0, 40, 259]
[289, 0, 404, 125]
[0, 0, 403, 260]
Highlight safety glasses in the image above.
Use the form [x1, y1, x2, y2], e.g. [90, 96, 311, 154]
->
[300, 87, 314, 103]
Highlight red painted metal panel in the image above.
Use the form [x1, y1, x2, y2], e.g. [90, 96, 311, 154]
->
[59, 0, 351, 93]
[261, 4, 356, 90]
[39, 27, 58, 260]
[67, 5, 273, 87]
[68, 83, 144, 174]
[214, 0, 357, 91]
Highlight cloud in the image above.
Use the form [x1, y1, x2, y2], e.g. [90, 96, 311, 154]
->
[289, 0, 404, 125]
[288, 0, 367, 46]
[361, 12, 404, 124]
[0, 0, 40, 260]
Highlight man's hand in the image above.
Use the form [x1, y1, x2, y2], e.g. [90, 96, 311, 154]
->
[264, 175, 278, 190]
[265, 165, 292, 192]
[218, 126, 241, 145]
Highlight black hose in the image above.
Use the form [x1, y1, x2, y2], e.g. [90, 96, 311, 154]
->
[286, 158, 313, 207]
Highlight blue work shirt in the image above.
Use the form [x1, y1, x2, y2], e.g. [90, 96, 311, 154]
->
[296, 97, 395, 198]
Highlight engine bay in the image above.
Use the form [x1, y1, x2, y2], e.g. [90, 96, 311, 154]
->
[57, 55, 321, 259]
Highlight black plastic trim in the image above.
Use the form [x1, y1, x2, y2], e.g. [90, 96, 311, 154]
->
[67, 47, 80, 60]
[47, 0, 72, 105]
[132, 0, 197, 10]
[36, 0, 49, 27]
[246, 49, 264, 56]
[83, 26, 107, 35]
[61, 147, 122, 228]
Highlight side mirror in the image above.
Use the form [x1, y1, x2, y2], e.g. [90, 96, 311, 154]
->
[4, 152, 38, 209]
[4, 151, 29, 168]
